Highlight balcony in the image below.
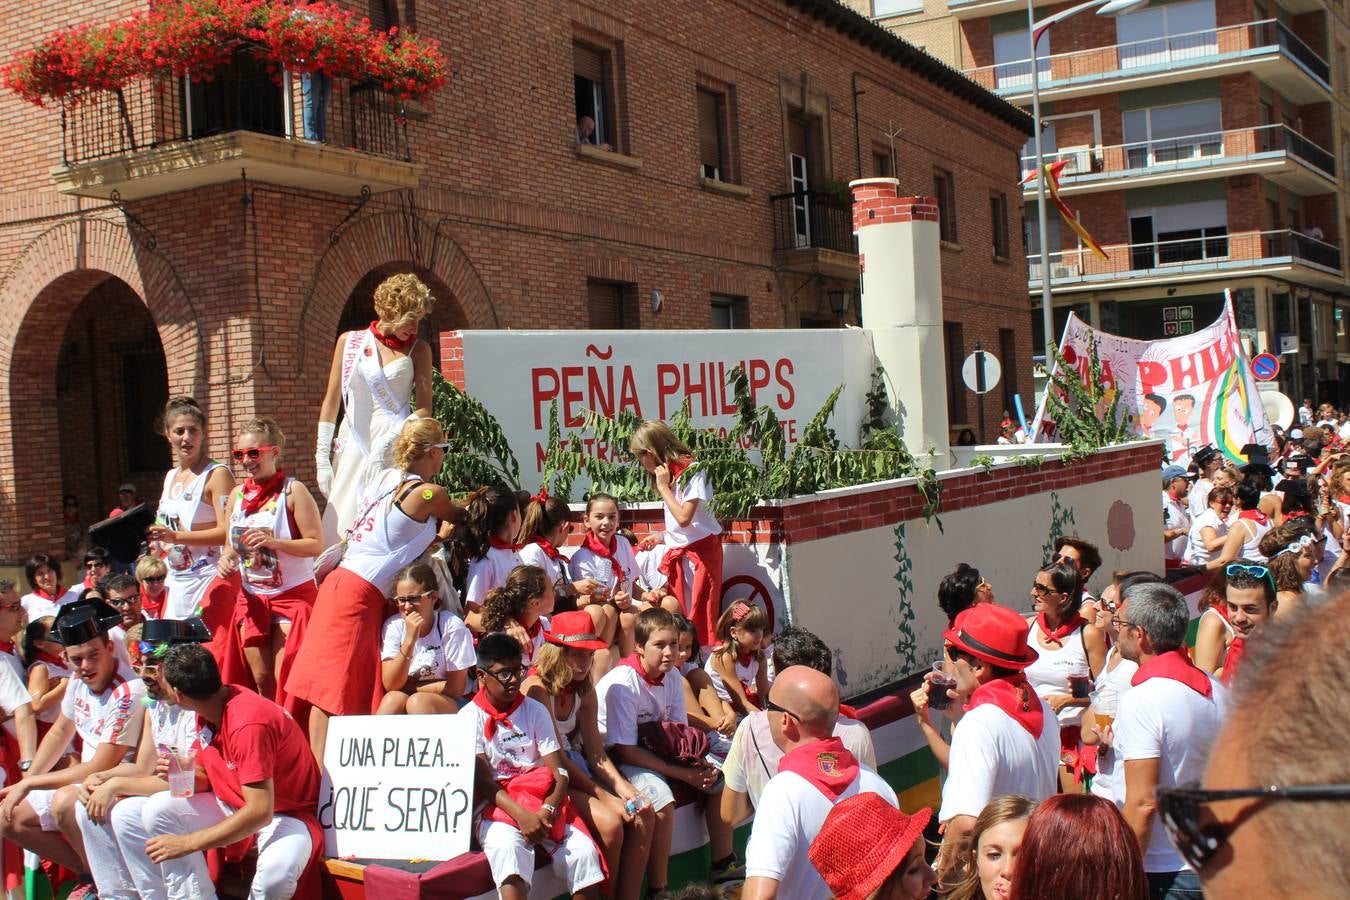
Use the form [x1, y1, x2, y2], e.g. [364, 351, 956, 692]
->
[965, 21, 1331, 105]
[51, 61, 420, 201]
[769, 190, 859, 278]
[1022, 124, 1336, 196]
[1029, 228, 1343, 294]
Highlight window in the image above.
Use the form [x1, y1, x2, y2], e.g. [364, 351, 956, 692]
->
[710, 294, 750, 329]
[574, 41, 618, 151]
[1122, 100, 1222, 167]
[368, 0, 397, 32]
[1129, 199, 1229, 266]
[587, 279, 639, 329]
[944, 321, 967, 422]
[872, 145, 893, 177]
[990, 191, 1010, 258]
[874, 0, 923, 16]
[1115, 0, 1217, 67]
[934, 168, 957, 243]
[697, 87, 729, 181]
[999, 328, 1018, 416]
[993, 29, 1050, 89]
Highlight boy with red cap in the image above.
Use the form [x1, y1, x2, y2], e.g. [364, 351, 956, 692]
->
[935, 604, 1059, 883]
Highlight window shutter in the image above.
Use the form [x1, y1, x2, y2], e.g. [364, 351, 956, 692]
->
[588, 281, 635, 329]
[573, 43, 605, 83]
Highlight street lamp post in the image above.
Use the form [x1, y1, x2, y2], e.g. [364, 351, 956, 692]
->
[1028, 0, 1148, 368]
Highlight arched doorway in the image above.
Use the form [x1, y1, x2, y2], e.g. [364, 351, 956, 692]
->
[55, 278, 168, 556]
[338, 263, 469, 371]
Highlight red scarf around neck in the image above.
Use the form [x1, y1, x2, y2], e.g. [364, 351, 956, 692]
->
[33, 587, 63, 603]
[621, 652, 666, 688]
[140, 587, 165, 619]
[967, 674, 1044, 739]
[1238, 509, 1269, 525]
[489, 535, 522, 553]
[667, 456, 693, 482]
[239, 470, 286, 517]
[1037, 612, 1085, 645]
[369, 320, 415, 352]
[516, 617, 542, 643]
[472, 688, 525, 739]
[777, 737, 860, 800]
[528, 536, 565, 563]
[0, 642, 12, 656]
[582, 532, 626, 585]
[1131, 649, 1213, 697]
[34, 650, 65, 668]
[1220, 638, 1246, 687]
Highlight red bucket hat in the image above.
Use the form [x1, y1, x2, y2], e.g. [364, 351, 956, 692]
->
[943, 603, 1038, 670]
[809, 793, 933, 900]
[543, 611, 609, 651]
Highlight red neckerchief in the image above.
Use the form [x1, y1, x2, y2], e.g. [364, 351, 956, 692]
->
[1036, 612, 1085, 646]
[239, 470, 286, 516]
[369, 320, 414, 352]
[35, 650, 65, 668]
[83, 576, 97, 591]
[516, 617, 543, 643]
[140, 586, 165, 619]
[734, 646, 755, 667]
[1131, 649, 1213, 698]
[1285, 510, 1310, 520]
[1238, 509, 1269, 525]
[33, 587, 64, 603]
[528, 536, 566, 563]
[1220, 638, 1245, 687]
[489, 535, 522, 552]
[0, 642, 13, 656]
[621, 652, 665, 688]
[472, 688, 525, 739]
[582, 532, 625, 584]
[967, 674, 1044, 739]
[778, 736, 860, 800]
[667, 456, 693, 482]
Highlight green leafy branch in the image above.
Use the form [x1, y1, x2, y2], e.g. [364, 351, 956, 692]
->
[1044, 337, 1136, 462]
[429, 370, 520, 495]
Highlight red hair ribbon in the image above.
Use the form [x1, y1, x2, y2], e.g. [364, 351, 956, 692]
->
[531, 485, 549, 504]
[731, 602, 751, 622]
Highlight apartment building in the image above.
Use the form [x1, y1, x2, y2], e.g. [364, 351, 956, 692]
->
[0, 0, 1032, 561]
[852, 0, 1350, 406]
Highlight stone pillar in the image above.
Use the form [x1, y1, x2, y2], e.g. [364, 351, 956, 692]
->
[850, 178, 950, 461]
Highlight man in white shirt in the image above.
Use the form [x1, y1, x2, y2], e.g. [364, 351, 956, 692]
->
[1162, 467, 1192, 565]
[742, 666, 896, 900]
[935, 604, 1059, 885]
[1113, 582, 1228, 900]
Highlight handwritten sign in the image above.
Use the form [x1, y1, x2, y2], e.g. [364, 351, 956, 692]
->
[319, 714, 475, 861]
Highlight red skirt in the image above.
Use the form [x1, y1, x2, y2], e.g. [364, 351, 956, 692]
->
[281, 568, 386, 717]
[200, 573, 243, 679]
[660, 534, 724, 647]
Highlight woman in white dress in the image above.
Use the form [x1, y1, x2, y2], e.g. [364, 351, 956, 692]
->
[315, 273, 434, 545]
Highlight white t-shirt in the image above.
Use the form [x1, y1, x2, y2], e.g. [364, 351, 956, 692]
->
[746, 766, 897, 900]
[1163, 492, 1191, 561]
[723, 712, 877, 808]
[150, 702, 200, 757]
[1023, 622, 1090, 727]
[380, 610, 476, 682]
[938, 697, 1060, 822]
[705, 651, 761, 705]
[1187, 479, 1213, 519]
[517, 542, 569, 591]
[1088, 649, 1138, 804]
[0, 664, 31, 726]
[108, 625, 134, 669]
[20, 587, 80, 622]
[1184, 509, 1227, 566]
[60, 664, 146, 763]
[568, 538, 639, 596]
[464, 546, 523, 610]
[664, 471, 721, 546]
[595, 664, 687, 747]
[1114, 671, 1229, 874]
[635, 543, 670, 593]
[465, 695, 560, 780]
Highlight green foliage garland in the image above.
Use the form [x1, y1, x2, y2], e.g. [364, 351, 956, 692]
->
[429, 370, 520, 495]
[1044, 338, 1136, 461]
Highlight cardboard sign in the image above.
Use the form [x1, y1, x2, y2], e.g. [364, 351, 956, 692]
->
[319, 714, 475, 861]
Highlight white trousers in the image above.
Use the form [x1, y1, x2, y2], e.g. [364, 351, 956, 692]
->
[113, 791, 312, 900]
[477, 818, 605, 893]
[77, 795, 152, 900]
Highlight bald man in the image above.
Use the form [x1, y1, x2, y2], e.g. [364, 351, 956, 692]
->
[742, 667, 898, 900]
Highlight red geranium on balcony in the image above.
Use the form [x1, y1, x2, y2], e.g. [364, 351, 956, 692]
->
[2, 0, 449, 106]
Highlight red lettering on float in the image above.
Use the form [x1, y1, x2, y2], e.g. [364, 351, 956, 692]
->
[531, 368, 560, 429]
[587, 366, 615, 419]
[619, 367, 641, 417]
[657, 364, 680, 418]
[684, 363, 709, 417]
[1138, 360, 1167, 396]
[748, 359, 771, 401]
[775, 359, 795, 410]
[561, 366, 584, 426]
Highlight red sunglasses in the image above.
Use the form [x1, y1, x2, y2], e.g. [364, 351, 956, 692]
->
[231, 445, 278, 462]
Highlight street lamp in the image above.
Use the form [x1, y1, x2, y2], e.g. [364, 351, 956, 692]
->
[1029, 0, 1148, 369]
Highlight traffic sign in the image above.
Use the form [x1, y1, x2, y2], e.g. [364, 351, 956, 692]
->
[962, 350, 1001, 394]
[1251, 353, 1280, 381]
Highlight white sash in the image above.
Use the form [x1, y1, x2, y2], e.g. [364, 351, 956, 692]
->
[341, 329, 412, 458]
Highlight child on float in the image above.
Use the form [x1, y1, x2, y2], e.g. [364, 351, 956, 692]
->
[703, 601, 769, 717]
[633, 535, 682, 616]
[628, 422, 723, 648]
[595, 608, 739, 893]
[523, 611, 656, 899]
[465, 632, 605, 900]
[133, 555, 168, 620]
[23, 618, 73, 746]
[516, 492, 608, 665]
[567, 494, 639, 660]
[377, 562, 475, 714]
[673, 615, 737, 754]
[462, 487, 525, 632]
[480, 566, 555, 667]
[218, 417, 323, 703]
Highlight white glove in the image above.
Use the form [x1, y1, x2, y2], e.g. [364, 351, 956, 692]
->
[315, 421, 336, 497]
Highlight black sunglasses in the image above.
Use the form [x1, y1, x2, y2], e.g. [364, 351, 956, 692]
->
[480, 665, 527, 684]
[1157, 779, 1350, 871]
[765, 698, 801, 721]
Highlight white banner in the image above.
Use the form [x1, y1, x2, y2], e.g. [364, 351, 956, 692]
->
[319, 714, 475, 861]
[1032, 294, 1274, 465]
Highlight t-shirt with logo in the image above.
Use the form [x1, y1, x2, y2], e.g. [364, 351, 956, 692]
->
[595, 664, 687, 748]
[465, 696, 560, 780]
[60, 663, 146, 763]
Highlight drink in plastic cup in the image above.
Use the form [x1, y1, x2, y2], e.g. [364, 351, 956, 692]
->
[1089, 687, 1117, 730]
[168, 752, 196, 798]
[927, 660, 957, 711]
[1069, 673, 1093, 699]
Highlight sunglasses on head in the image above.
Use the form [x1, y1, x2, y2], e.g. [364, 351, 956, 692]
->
[1157, 780, 1350, 871]
[1225, 563, 1276, 590]
[231, 445, 278, 462]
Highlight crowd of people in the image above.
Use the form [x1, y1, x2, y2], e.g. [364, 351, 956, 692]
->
[2, 271, 1345, 899]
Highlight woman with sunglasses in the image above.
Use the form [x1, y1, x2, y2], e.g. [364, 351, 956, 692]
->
[377, 563, 474, 715]
[218, 418, 323, 703]
[1256, 519, 1320, 619]
[133, 556, 168, 620]
[285, 417, 458, 762]
[1206, 482, 1271, 569]
[1183, 486, 1233, 568]
[1024, 562, 1106, 792]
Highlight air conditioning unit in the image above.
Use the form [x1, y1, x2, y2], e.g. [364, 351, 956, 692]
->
[1060, 146, 1094, 175]
[1050, 263, 1078, 279]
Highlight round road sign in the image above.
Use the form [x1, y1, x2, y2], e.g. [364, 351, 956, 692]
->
[962, 350, 1002, 394]
[1251, 353, 1280, 381]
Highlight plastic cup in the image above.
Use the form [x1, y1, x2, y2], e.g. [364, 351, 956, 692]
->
[927, 660, 957, 711]
[1089, 687, 1117, 730]
[168, 752, 196, 798]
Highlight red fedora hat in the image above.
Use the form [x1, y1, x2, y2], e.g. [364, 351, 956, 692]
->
[543, 611, 609, 651]
[943, 603, 1038, 670]
[809, 793, 933, 900]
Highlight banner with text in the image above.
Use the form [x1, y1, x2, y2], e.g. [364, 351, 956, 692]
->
[319, 714, 475, 861]
[451, 329, 878, 477]
[1031, 295, 1274, 465]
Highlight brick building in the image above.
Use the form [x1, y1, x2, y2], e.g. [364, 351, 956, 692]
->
[849, 0, 1350, 406]
[0, 0, 1032, 563]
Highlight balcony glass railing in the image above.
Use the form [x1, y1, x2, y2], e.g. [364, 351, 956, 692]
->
[966, 20, 1330, 93]
[1020, 124, 1335, 181]
[769, 190, 856, 254]
[1029, 228, 1342, 286]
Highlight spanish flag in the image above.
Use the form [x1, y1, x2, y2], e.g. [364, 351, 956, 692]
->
[1023, 160, 1108, 260]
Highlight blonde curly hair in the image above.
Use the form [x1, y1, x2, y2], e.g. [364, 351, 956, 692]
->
[373, 273, 434, 330]
[393, 417, 446, 470]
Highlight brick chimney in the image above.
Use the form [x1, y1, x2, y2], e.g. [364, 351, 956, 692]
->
[850, 178, 950, 460]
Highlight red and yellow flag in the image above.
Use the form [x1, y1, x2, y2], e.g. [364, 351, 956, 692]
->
[1023, 160, 1108, 260]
